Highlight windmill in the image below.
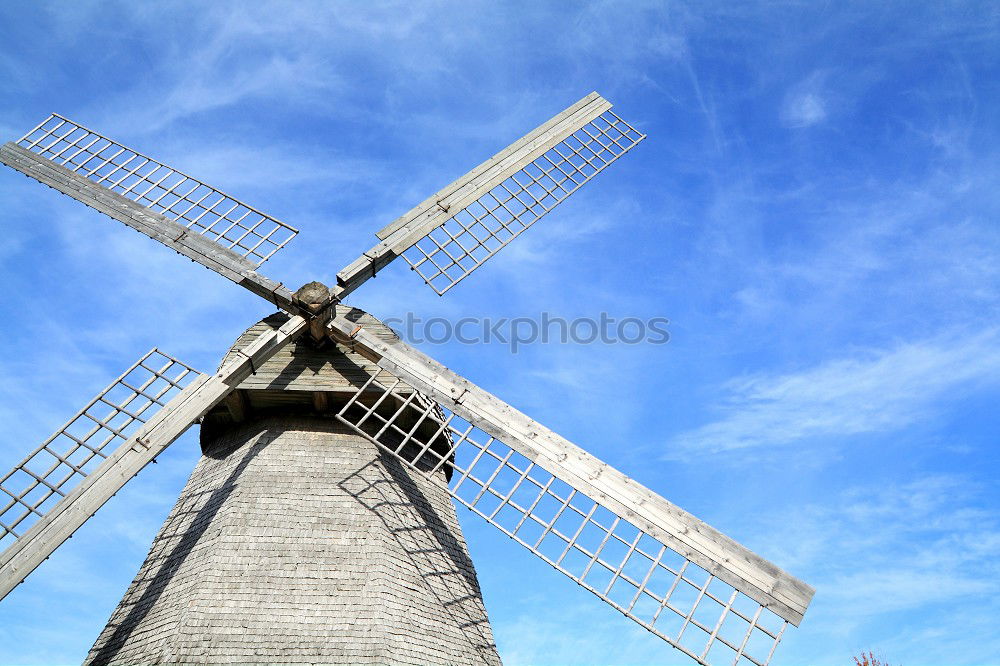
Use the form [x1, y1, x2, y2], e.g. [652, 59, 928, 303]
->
[0, 93, 813, 665]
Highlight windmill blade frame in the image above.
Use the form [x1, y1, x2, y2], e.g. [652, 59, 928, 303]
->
[0, 349, 200, 555]
[0, 91, 814, 666]
[0, 316, 307, 601]
[334, 92, 645, 298]
[326, 313, 813, 666]
[0, 116, 300, 312]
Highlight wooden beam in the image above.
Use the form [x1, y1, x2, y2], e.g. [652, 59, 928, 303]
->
[375, 92, 609, 241]
[333, 93, 613, 299]
[0, 316, 307, 601]
[223, 389, 250, 423]
[0, 143, 299, 313]
[312, 391, 329, 413]
[327, 313, 814, 626]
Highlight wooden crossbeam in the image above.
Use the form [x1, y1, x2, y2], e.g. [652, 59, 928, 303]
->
[327, 313, 814, 626]
[0, 316, 307, 601]
[0, 143, 298, 313]
[223, 389, 251, 423]
[312, 391, 330, 412]
[334, 93, 618, 299]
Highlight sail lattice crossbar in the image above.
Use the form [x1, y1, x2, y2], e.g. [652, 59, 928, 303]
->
[401, 108, 644, 294]
[0, 350, 198, 553]
[336, 371, 788, 666]
[0, 317, 308, 602]
[335, 93, 646, 298]
[11, 114, 297, 265]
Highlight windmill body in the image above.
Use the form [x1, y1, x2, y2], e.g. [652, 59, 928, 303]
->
[87, 311, 501, 665]
[0, 93, 814, 666]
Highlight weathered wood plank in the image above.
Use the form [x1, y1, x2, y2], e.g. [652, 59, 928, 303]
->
[334, 93, 613, 298]
[219, 309, 403, 394]
[0, 142, 298, 312]
[374, 92, 608, 241]
[224, 389, 250, 423]
[0, 316, 307, 600]
[327, 313, 814, 626]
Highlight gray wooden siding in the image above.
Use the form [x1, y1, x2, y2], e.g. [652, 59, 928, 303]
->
[85, 417, 501, 665]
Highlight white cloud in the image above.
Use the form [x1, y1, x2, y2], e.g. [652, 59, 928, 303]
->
[164, 142, 387, 193]
[781, 72, 830, 128]
[765, 475, 1000, 665]
[670, 329, 1000, 454]
[782, 92, 827, 127]
[495, 602, 678, 666]
[485, 199, 628, 273]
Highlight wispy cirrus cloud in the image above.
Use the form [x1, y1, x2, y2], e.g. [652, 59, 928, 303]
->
[781, 91, 826, 128]
[669, 329, 1000, 455]
[765, 475, 1000, 665]
[780, 71, 832, 128]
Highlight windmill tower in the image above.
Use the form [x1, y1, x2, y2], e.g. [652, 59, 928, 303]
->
[85, 308, 501, 664]
[0, 93, 814, 666]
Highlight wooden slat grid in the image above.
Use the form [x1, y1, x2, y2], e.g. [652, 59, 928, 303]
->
[15, 114, 297, 266]
[402, 109, 644, 295]
[336, 373, 788, 666]
[0, 350, 198, 554]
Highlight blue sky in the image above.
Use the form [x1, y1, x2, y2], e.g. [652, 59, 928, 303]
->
[1, 2, 998, 664]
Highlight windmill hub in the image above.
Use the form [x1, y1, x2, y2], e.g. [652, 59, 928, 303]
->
[293, 280, 333, 314]
[293, 280, 336, 344]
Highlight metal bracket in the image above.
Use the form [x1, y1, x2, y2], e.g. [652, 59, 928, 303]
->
[363, 252, 379, 279]
[234, 349, 257, 375]
[269, 282, 286, 308]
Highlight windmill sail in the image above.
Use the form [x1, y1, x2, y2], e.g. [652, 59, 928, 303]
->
[0, 350, 198, 554]
[328, 313, 813, 666]
[1, 91, 812, 665]
[0, 316, 307, 601]
[0, 116, 299, 311]
[336, 93, 645, 297]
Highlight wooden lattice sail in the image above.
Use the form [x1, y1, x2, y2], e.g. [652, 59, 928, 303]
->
[0, 94, 814, 666]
